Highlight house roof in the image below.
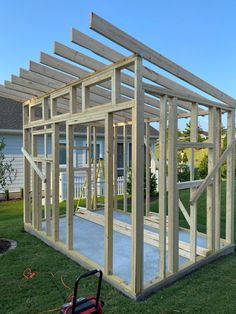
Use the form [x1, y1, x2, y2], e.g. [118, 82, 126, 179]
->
[0, 96, 159, 138]
[0, 96, 23, 130]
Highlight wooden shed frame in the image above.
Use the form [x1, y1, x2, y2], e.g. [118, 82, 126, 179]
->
[2, 13, 235, 300]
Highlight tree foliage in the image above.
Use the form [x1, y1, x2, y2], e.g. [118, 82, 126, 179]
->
[0, 138, 17, 192]
[181, 122, 205, 142]
[198, 154, 208, 179]
[127, 167, 157, 197]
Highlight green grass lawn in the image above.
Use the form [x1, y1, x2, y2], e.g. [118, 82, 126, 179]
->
[0, 184, 236, 313]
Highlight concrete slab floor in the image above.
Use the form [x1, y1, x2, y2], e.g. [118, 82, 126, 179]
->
[42, 210, 207, 285]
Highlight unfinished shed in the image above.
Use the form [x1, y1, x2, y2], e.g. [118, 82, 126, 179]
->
[1, 13, 235, 300]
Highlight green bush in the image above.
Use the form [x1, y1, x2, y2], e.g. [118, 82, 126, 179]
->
[4, 189, 9, 201]
[20, 188, 24, 199]
[199, 154, 208, 179]
[177, 164, 190, 182]
[127, 167, 157, 197]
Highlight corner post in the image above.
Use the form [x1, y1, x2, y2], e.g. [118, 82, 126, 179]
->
[131, 56, 144, 295]
[226, 109, 235, 244]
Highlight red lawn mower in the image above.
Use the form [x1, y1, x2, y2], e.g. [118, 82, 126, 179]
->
[60, 269, 104, 314]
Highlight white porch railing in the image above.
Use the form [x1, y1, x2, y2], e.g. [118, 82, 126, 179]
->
[59, 171, 124, 201]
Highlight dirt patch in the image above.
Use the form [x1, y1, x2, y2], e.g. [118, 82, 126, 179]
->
[0, 239, 17, 255]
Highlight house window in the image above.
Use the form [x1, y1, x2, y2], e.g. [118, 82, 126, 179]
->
[59, 143, 66, 165]
[91, 143, 101, 161]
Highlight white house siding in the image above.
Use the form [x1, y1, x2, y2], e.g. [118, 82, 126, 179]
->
[0, 134, 23, 193]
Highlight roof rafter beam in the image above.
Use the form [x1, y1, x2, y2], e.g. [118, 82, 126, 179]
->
[143, 83, 231, 111]
[30, 61, 75, 84]
[54, 41, 180, 112]
[0, 85, 31, 101]
[0, 90, 24, 102]
[71, 28, 212, 112]
[5, 81, 43, 97]
[11, 75, 53, 93]
[41, 51, 163, 111]
[90, 13, 235, 108]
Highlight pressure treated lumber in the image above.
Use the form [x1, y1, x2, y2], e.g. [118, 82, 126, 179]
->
[104, 113, 114, 275]
[215, 109, 221, 250]
[54, 42, 161, 110]
[71, 28, 210, 111]
[90, 13, 235, 107]
[190, 103, 198, 262]
[131, 56, 144, 294]
[123, 124, 128, 212]
[20, 19, 236, 299]
[190, 137, 236, 205]
[21, 147, 46, 182]
[226, 110, 235, 244]
[23, 129, 31, 224]
[113, 126, 118, 209]
[145, 122, 150, 216]
[167, 97, 178, 274]
[158, 95, 167, 278]
[76, 208, 209, 259]
[66, 123, 74, 250]
[52, 123, 60, 241]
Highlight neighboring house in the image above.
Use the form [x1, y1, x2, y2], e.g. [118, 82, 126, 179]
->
[199, 130, 208, 140]
[0, 96, 158, 198]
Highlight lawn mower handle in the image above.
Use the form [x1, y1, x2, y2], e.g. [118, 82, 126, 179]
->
[72, 269, 103, 314]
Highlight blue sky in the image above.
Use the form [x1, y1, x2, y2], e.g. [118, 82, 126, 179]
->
[1, 0, 236, 129]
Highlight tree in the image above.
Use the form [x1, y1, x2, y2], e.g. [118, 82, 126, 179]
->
[198, 154, 208, 179]
[127, 167, 157, 197]
[177, 150, 188, 164]
[0, 138, 17, 194]
[181, 122, 205, 142]
[177, 150, 190, 182]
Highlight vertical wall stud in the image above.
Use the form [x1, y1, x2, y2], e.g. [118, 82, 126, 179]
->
[93, 126, 97, 210]
[113, 125, 118, 210]
[86, 126, 91, 210]
[45, 162, 51, 236]
[32, 134, 38, 229]
[52, 123, 60, 241]
[123, 124, 128, 212]
[23, 127, 31, 224]
[66, 123, 74, 250]
[168, 97, 178, 274]
[190, 103, 198, 262]
[104, 113, 114, 275]
[112, 69, 121, 105]
[159, 95, 168, 278]
[37, 162, 42, 230]
[145, 121, 150, 216]
[207, 107, 216, 251]
[215, 108, 221, 250]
